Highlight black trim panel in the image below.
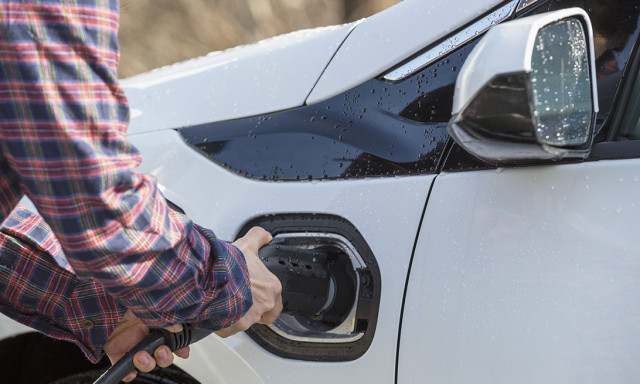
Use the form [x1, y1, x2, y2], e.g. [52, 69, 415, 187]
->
[178, 43, 478, 180]
[178, 0, 640, 178]
[590, 141, 640, 160]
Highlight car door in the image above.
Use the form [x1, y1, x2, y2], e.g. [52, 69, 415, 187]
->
[128, 128, 433, 383]
[398, 3, 640, 383]
[124, 1, 507, 382]
[399, 159, 640, 383]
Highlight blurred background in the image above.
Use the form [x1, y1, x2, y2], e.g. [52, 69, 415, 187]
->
[118, 0, 401, 78]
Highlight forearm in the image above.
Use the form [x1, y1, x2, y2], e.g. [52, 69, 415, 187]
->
[0, 211, 126, 363]
[97, 210, 253, 330]
[0, 0, 252, 331]
[1, 206, 252, 363]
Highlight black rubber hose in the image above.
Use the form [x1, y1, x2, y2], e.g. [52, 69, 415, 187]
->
[93, 325, 212, 384]
[94, 244, 335, 383]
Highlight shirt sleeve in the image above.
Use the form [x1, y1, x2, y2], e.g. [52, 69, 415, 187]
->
[0, 205, 127, 363]
[0, 1, 251, 334]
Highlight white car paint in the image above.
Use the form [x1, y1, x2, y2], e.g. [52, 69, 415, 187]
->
[1, 1, 638, 383]
[122, 0, 508, 132]
[123, 23, 356, 135]
[0, 318, 31, 340]
[400, 160, 640, 383]
[306, 0, 504, 104]
[127, 129, 433, 384]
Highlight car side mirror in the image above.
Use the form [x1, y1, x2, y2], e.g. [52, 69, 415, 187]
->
[447, 8, 598, 163]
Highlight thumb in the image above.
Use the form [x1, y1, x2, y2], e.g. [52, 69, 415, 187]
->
[234, 227, 272, 253]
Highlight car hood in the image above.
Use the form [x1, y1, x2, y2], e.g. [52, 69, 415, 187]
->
[123, 0, 504, 135]
[122, 23, 356, 135]
[307, 0, 505, 103]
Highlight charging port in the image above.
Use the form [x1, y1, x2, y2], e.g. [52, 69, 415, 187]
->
[237, 214, 381, 362]
[266, 233, 361, 340]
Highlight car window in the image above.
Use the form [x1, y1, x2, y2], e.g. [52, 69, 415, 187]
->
[616, 64, 640, 140]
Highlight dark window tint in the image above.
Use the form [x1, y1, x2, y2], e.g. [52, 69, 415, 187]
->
[616, 67, 640, 140]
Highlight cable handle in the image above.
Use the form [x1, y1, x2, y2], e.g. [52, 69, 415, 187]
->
[93, 325, 212, 384]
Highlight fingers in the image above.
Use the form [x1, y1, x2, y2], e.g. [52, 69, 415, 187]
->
[155, 345, 176, 368]
[163, 323, 183, 333]
[105, 310, 191, 383]
[234, 227, 273, 253]
[174, 346, 190, 359]
[259, 289, 283, 325]
[122, 345, 180, 382]
[217, 227, 283, 338]
[129, 324, 185, 376]
[130, 346, 174, 374]
[215, 226, 283, 338]
[133, 350, 155, 372]
[123, 371, 137, 382]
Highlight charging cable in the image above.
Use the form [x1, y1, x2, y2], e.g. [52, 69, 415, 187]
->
[93, 325, 212, 384]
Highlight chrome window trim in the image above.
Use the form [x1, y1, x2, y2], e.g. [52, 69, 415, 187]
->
[382, 0, 519, 82]
[517, 0, 542, 13]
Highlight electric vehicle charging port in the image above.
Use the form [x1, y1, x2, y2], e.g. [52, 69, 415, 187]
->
[267, 233, 363, 341]
[237, 214, 381, 362]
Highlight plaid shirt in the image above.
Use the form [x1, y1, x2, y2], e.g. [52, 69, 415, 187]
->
[0, 0, 251, 363]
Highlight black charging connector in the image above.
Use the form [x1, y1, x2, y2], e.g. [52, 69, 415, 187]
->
[259, 244, 336, 318]
[94, 243, 339, 383]
[93, 325, 211, 384]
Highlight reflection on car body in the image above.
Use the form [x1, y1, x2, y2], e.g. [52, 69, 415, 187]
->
[1, 0, 639, 383]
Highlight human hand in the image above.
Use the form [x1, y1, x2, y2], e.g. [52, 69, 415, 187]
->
[215, 226, 283, 338]
[103, 310, 190, 382]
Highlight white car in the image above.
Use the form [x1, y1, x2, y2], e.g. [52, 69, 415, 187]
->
[1, 0, 639, 383]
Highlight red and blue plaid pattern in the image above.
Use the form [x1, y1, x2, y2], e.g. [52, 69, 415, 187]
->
[0, 0, 251, 362]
